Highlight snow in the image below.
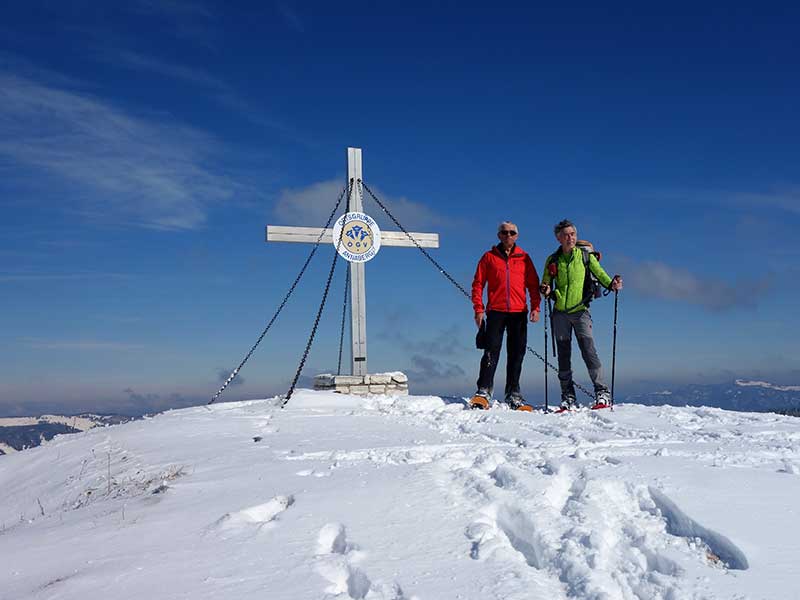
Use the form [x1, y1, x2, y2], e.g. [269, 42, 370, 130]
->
[2, 391, 800, 599]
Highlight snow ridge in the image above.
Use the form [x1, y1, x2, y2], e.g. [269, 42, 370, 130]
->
[1, 392, 798, 599]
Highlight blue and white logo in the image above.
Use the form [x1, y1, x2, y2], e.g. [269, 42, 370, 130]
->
[332, 212, 381, 263]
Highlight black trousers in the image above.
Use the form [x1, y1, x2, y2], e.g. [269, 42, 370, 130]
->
[476, 310, 527, 396]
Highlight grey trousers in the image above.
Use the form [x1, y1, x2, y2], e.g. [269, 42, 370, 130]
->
[551, 309, 607, 394]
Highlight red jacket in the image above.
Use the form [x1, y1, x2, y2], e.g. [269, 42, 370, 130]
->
[472, 244, 541, 314]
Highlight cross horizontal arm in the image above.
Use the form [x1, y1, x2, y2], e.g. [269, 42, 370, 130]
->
[266, 226, 439, 248]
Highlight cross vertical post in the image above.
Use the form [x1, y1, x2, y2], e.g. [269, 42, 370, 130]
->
[347, 147, 368, 376]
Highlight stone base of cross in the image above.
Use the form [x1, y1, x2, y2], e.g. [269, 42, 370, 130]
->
[265, 148, 439, 394]
[313, 371, 409, 395]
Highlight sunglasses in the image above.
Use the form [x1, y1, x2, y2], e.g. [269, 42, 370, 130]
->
[499, 230, 517, 236]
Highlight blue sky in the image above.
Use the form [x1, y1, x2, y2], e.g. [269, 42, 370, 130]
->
[2, 2, 799, 415]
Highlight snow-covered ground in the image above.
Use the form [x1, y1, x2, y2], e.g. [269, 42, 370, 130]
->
[2, 391, 800, 599]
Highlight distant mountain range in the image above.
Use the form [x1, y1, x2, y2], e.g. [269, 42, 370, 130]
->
[0, 414, 136, 456]
[624, 379, 800, 413]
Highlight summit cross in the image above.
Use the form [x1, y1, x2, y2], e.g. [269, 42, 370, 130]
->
[266, 147, 440, 376]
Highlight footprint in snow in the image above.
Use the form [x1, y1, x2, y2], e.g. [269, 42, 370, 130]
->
[317, 522, 353, 555]
[315, 523, 413, 600]
[211, 494, 294, 535]
[296, 468, 332, 478]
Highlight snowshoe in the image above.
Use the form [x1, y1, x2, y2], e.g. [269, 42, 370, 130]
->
[505, 392, 533, 412]
[469, 390, 491, 410]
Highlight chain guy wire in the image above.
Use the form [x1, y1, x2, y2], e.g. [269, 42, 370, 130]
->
[208, 180, 352, 406]
[337, 265, 351, 375]
[282, 208, 350, 407]
[360, 180, 471, 298]
[361, 179, 597, 403]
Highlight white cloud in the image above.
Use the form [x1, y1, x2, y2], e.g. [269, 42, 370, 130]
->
[624, 260, 754, 310]
[0, 272, 127, 283]
[114, 51, 228, 89]
[19, 337, 144, 351]
[0, 72, 234, 230]
[273, 178, 452, 231]
[101, 51, 308, 142]
[735, 187, 800, 216]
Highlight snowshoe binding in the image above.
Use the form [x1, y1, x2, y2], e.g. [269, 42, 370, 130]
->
[591, 389, 612, 410]
[555, 392, 579, 414]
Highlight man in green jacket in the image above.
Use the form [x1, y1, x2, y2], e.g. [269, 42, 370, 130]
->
[540, 219, 623, 408]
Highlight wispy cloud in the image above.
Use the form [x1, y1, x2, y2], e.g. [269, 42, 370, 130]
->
[0, 72, 235, 230]
[734, 186, 800, 216]
[121, 387, 198, 414]
[19, 337, 144, 351]
[0, 272, 128, 283]
[102, 51, 308, 141]
[114, 50, 228, 88]
[623, 259, 760, 310]
[129, 0, 219, 47]
[132, 0, 214, 19]
[273, 178, 454, 231]
[405, 354, 466, 383]
[377, 319, 470, 384]
[276, 3, 306, 32]
[379, 323, 469, 358]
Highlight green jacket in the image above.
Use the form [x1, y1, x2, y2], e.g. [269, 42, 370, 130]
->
[542, 247, 612, 313]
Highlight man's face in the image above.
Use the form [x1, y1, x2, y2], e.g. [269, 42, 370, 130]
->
[557, 226, 577, 251]
[497, 224, 518, 248]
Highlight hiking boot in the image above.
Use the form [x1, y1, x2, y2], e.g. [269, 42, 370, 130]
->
[505, 392, 526, 410]
[560, 392, 578, 410]
[595, 389, 612, 406]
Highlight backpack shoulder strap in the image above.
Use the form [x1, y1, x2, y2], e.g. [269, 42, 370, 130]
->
[580, 246, 589, 266]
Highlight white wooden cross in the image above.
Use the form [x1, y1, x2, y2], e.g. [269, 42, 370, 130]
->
[266, 147, 440, 376]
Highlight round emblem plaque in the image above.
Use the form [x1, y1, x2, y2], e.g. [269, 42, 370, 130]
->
[332, 212, 381, 263]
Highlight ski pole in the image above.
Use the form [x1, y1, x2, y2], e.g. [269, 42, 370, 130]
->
[549, 298, 556, 356]
[610, 290, 619, 408]
[544, 299, 548, 411]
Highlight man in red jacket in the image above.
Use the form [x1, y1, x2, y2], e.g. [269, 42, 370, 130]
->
[471, 221, 541, 409]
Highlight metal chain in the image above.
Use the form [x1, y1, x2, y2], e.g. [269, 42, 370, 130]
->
[360, 180, 471, 299]
[282, 207, 350, 407]
[209, 180, 352, 405]
[337, 265, 351, 375]
[360, 179, 596, 402]
[527, 343, 595, 400]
